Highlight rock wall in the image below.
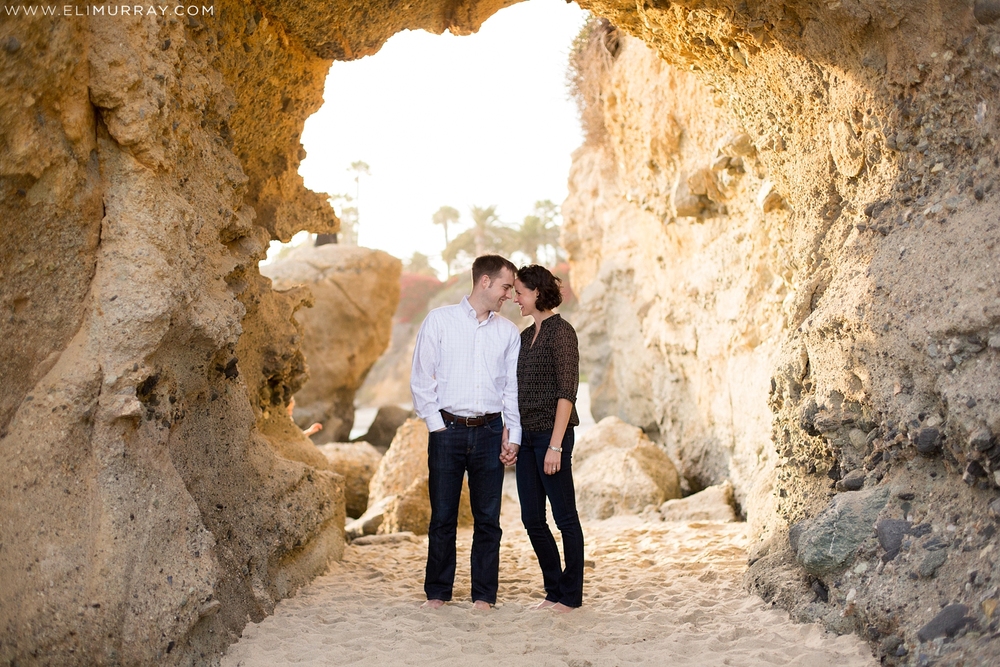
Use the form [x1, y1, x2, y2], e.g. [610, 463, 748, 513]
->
[0, 0, 455, 662]
[565, 2, 1000, 661]
[262, 244, 401, 442]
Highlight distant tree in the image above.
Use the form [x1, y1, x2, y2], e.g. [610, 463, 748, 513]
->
[511, 199, 562, 265]
[328, 193, 358, 245]
[348, 160, 370, 241]
[443, 205, 514, 270]
[404, 251, 439, 278]
[432, 205, 460, 277]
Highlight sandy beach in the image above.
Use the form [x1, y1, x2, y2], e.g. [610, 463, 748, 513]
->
[222, 473, 876, 667]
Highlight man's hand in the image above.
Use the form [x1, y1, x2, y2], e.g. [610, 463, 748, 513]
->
[302, 423, 323, 437]
[499, 428, 519, 466]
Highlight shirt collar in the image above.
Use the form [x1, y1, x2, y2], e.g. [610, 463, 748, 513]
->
[460, 295, 494, 323]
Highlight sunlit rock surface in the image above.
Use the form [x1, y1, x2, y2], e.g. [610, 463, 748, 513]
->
[261, 244, 401, 442]
[565, 1, 1000, 661]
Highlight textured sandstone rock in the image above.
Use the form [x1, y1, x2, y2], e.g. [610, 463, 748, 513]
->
[318, 442, 384, 519]
[573, 417, 681, 519]
[565, 3, 1000, 657]
[352, 404, 415, 454]
[368, 418, 473, 532]
[262, 244, 401, 442]
[658, 482, 737, 523]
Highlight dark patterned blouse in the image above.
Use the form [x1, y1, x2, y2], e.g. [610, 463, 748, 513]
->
[517, 314, 580, 431]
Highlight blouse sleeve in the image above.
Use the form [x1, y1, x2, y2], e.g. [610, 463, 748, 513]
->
[552, 320, 579, 404]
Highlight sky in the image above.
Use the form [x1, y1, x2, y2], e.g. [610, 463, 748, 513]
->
[284, 0, 590, 274]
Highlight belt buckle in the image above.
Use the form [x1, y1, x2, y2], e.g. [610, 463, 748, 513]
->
[461, 415, 472, 426]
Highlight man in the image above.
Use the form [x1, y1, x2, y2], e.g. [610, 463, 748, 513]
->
[410, 254, 522, 610]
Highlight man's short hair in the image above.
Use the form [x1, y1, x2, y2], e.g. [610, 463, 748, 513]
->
[472, 255, 516, 283]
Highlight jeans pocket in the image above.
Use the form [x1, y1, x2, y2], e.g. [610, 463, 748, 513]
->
[484, 418, 504, 435]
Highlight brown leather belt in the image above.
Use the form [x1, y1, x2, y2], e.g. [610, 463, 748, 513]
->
[440, 410, 501, 427]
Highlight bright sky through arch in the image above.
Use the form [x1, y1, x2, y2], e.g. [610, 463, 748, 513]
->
[296, 0, 589, 274]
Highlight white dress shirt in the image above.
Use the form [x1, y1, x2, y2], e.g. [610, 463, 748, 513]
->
[410, 296, 522, 444]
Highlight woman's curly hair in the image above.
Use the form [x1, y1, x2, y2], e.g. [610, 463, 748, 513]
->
[517, 264, 563, 311]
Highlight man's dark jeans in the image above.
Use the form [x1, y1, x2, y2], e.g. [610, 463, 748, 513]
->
[515, 428, 584, 607]
[425, 417, 505, 604]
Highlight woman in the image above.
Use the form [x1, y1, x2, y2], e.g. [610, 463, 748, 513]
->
[512, 264, 584, 612]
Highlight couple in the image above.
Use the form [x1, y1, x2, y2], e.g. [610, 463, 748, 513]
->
[409, 254, 584, 612]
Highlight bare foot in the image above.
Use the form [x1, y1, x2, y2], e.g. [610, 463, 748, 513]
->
[472, 600, 492, 610]
[552, 603, 576, 614]
[421, 599, 445, 609]
[530, 600, 556, 610]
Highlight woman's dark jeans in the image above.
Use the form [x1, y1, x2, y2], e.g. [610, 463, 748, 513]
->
[516, 428, 584, 607]
[425, 417, 505, 604]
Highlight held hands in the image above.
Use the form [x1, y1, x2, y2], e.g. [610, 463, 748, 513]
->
[499, 427, 519, 466]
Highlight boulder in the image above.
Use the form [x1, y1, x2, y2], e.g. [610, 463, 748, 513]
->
[262, 244, 401, 442]
[367, 418, 472, 534]
[352, 405, 414, 454]
[380, 476, 432, 535]
[345, 495, 395, 539]
[789, 486, 890, 575]
[573, 417, 681, 519]
[658, 481, 737, 522]
[317, 441, 383, 519]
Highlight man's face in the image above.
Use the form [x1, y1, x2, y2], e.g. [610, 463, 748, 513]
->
[483, 268, 514, 312]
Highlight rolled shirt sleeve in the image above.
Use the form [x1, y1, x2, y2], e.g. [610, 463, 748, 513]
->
[410, 313, 446, 433]
[502, 326, 522, 445]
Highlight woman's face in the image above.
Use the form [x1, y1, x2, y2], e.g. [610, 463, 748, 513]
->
[513, 278, 538, 317]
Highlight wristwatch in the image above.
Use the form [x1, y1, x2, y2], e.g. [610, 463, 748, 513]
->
[548, 446, 563, 452]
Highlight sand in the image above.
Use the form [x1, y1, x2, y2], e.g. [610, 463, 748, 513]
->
[222, 472, 876, 667]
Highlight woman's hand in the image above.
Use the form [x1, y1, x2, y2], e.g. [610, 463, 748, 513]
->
[544, 446, 561, 475]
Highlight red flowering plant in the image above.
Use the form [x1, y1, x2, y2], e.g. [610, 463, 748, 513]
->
[397, 273, 445, 324]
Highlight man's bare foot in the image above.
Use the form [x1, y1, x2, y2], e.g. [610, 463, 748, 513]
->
[472, 600, 492, 610]
[552, 603, 575, 613]
[530, 600, 556, 610]
[421, 599, 445, 609]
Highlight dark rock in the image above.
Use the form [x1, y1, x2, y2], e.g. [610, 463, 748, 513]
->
[918, 549, 948, 578]
[971, 428, 994, 452]
[974, 0, 1000, 25]
[894, 643, 908, 657]
[916, 604, 973, 642]
[352, 405, 415, 454]
[922, 536, 949, 551]
[879, 634, 903, 655]
[877, 519, 911, 556]
[810, 578, 829, 603]
[2, 36, 20, 53]
[913, 427, 942, 455]
[989, 498, 1000, 520]
[897, 491, 915, 501]
[837, 469, 866, 491]
[794, 487, 889, 575]
[910, 523, 932, 538]
[964, 460, 987, 484]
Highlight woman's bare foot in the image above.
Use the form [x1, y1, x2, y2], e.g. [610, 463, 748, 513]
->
[552, 603, 576, 613]
[530, 600, 556, 610]
[421, 599, 445, 609]
[472, 600, 492, 610]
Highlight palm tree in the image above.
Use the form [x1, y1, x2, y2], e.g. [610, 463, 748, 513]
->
[512, 200, 562, 264]
[348, 160, 370, 242]
[443, 205, 513, 270]
[432, 206, 460, 277]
